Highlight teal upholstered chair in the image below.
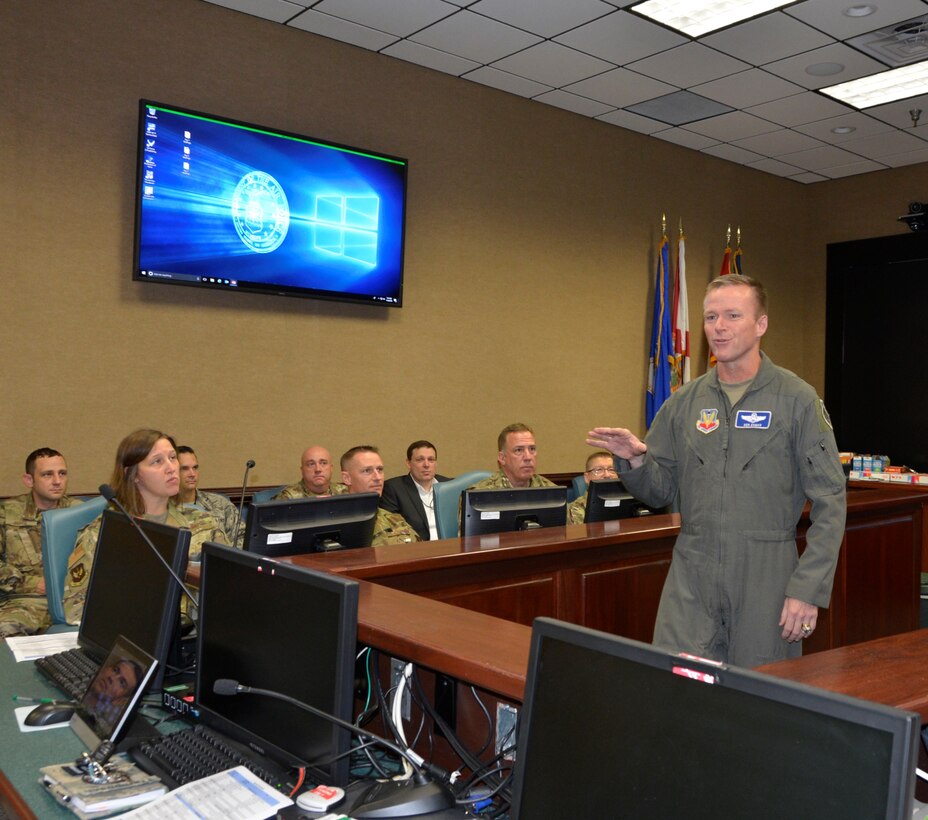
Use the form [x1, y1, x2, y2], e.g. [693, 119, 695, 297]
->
[569, 474, 587, 503]
[434, 471, 491, 540]
[41, 496, 108, 624]
[250, 485, 286, 504]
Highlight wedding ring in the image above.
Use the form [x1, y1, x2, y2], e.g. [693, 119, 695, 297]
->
[800, 623, 813, 634]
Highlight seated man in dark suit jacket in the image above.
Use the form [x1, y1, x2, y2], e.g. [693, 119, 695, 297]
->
[380, 440, 450, 541]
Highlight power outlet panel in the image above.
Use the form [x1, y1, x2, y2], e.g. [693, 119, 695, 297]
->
[495, 703, 518, 760]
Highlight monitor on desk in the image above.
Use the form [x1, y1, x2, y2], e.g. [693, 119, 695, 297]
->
[79, 510, 192, 690]
[460, 487, 567, 538]
[583, 478, 652, 523]
[511, 617, 919, 820]
[242, 493, 379, 556]
[194, 543, 359, 786]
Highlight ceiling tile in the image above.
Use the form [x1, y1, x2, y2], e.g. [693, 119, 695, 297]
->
[554, 9, 686, 65]
[701, 143, 765, 164]
[746, 92, 853, 127]
[839, 128, 928, 157]
[654, 128, 721, 150]
[784, 0, 928, 41]
[312, 0, 457, 36]
[627, 90, 733, 125]
[381, 39, 481, 75]
[531, 89, 615, 117]
[202, 0, 306, 23]
[693, 69, 804, 109]
[731, 128, 826, 156]
[763, 43, 888, 90]
[881, 145, 928, 167]
[491, 41, 615, 87]
[683, 110, 780, 141]
[701, 12, 834, 64]
[462, 65, 553, 97]
[819, 158, 889, 178]
[566, 67, 675, 108]
[790, 171, 830, 183]
[628, 42, 751, 88]
[794, 111, 895, 142]
[288, 9, 400, 49]
[469, 0, 615, 38]
[595, 108, 669, 134]
[745, 157, 808, 177]
[409, 8, 541, 63]
[778, 143, 865, 170]
[865, 93, 928, 131]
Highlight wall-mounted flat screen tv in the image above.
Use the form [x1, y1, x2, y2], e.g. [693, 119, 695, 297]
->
[133, 100, 407, 306]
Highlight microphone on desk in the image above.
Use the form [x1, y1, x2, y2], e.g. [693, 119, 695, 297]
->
[99, 484, 198, 611]
[233, 459, 255, 548]
[212, 678, 455, 818]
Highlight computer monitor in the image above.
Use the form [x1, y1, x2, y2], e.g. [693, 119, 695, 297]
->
[511, 617, 919, 820]
[583, 478, 651, 523]
[194, 543, 359, 787]
[79, 510, 192, 690]
[71, 635, 158, 749]
[460, 487, 567, 538]
[242, 493, 379, 557]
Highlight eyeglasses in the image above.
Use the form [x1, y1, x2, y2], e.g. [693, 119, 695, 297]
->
[587, 466, 618, 477]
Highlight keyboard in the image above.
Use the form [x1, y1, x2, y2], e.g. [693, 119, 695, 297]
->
[129, 724, 291, 792]
[34, 648, 99, 700]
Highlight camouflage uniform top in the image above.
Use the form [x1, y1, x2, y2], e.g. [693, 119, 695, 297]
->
[273, 480, 347, 500]
[62, 500, 230, 625]
[467, 470, 557, 492]
[0, 493, 82, 595]
[372, 507, 421, 546]
[567, 494, 587, 526]
[183, 490, 244, 546]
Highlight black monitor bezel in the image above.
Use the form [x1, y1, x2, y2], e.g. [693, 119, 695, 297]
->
[582, 477, 645, 523]
[78, 509, 191, 690]
[460, 487, 568, 538]
[194, 542, 360, 786]
[242, 493, 379, 557]
[510, 617, 919, 819]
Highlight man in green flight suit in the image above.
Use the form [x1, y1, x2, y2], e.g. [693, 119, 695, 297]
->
[588, 275, 846, 668]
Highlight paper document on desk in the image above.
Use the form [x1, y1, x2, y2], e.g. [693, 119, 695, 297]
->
[6, 631, 79, 662]
[120, 766, 293, 819]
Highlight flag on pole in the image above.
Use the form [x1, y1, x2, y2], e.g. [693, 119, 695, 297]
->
[646, 227, 673, 428]
[671, 224, 690, 392]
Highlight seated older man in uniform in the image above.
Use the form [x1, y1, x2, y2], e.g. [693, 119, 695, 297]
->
[275, 445, 346, 500]
[0, 448, 82, 636]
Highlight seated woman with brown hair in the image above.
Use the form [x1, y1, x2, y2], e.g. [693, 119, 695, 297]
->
[62, 429, 230, 624]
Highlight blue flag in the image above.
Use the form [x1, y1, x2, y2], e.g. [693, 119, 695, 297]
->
[646, 236, 673, 428]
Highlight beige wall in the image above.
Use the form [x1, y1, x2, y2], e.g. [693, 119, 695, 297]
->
[4, 0, 926, 495]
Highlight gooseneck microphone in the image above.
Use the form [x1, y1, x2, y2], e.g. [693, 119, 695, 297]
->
[99, 484, 198, 610]
[212, 678, 455, 818]
[233, 460, 255, 548]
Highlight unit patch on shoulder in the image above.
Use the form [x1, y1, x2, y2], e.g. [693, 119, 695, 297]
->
[696, 409, 720, 434]
[734, 410, 772, 429]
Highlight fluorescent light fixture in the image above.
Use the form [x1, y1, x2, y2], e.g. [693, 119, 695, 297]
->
[631, 0, 793, 38]
[821, 61, 928, 108]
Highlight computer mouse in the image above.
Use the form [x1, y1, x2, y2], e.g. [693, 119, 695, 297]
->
[24, 701, 76, 727]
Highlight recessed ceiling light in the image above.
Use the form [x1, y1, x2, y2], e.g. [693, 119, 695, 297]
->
[843, 4, 876, 17]
[821, 61, 928, 107]
[806, 62, 846, 76]
[630, 0, 793, 38]
[831, 126, 856, 134]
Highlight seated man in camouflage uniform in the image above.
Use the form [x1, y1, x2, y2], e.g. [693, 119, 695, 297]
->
[0, 448, 82, 636]
[274, 445, 346, 499]
[176, 445, 244, 546]
[340, 446, 420, 546]
[567, 451, 619, 525]
[468, 423, 557, 492]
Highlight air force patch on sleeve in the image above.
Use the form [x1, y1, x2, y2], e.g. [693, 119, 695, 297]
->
[735, 410, 772, 429]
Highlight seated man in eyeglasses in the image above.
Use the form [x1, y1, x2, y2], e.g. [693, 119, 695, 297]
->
[567, 451, 618, 525]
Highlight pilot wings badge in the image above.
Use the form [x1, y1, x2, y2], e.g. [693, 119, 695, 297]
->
[696, 409, 720, 435]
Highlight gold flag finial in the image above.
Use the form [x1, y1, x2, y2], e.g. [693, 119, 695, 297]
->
[726, 224, 732, 246]
[661, 213, 667, 237]
[679, 217, 684, 236]
[736, 225, 742, 248]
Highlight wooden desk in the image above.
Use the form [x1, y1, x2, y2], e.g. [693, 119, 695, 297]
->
[285, 483, 926, 702]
